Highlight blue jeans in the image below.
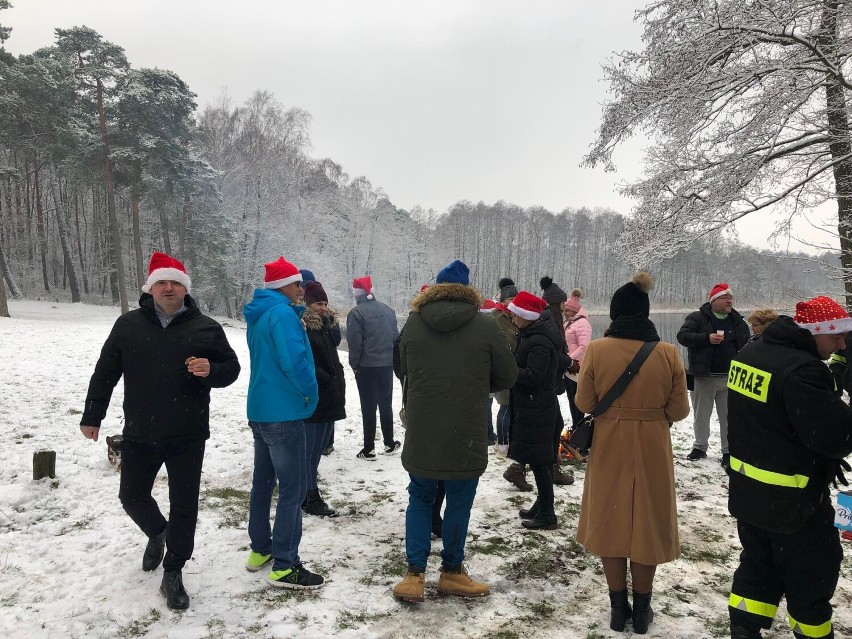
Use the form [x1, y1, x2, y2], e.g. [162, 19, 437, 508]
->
[405, 474, 479, 571]
[247, 420, 306, 571]
[305, 421, 334, 490]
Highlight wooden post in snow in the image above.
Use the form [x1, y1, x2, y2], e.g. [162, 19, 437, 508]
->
[33, 450, 56, 480]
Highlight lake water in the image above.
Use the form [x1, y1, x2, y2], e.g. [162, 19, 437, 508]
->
[587, 312, 690, 362]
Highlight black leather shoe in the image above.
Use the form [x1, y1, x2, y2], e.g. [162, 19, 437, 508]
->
[142, 524, 167, 572]
[609, 589, 632, 631]
[160, 570, 190, 610]
[519, 500, 539, 519]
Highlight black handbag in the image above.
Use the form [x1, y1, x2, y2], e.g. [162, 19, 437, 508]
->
[568, 341, 658, 451]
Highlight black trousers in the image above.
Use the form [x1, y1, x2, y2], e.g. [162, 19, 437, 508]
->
[565, 378, 584, 428]
[729, 505, 841, 637]
[529, 463, 555, 514]
[355, 366, 394, 450]
[552, 403, 564, 464]
[119, 438, 206, 571]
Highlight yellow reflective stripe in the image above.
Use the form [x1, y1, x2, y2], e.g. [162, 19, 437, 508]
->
[729, 456, 810, 489]
[830, 353, 846, 365]
[727, 361, 772, 402]
[788, 614, 832, 638]
[729, 593, 778, 619]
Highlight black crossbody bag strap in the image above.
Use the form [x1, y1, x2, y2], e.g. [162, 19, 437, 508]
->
[590, 341, 658, 418]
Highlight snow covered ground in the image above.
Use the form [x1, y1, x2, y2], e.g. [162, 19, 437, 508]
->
[1, 300, 851, 639]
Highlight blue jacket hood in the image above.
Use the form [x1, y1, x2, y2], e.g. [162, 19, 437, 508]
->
[244, 289, 305, 325]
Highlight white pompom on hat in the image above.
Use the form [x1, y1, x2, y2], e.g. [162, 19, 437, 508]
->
[794, 296, 852, 335]
[141, 251, 191, 293]
[263, 256, 302, 289]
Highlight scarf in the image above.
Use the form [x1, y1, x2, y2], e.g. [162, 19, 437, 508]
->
[604, 314, 660, 342]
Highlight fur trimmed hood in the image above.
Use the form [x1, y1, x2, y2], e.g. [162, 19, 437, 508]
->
[302, 307, 340, 331]
[410, 283, 483, 312]
[409, 283, 484, 334]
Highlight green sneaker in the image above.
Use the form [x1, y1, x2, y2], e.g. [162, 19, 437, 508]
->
[245, 551, 272, 572]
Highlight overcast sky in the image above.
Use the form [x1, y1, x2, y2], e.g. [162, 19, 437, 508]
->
[3, 0, 836, 252]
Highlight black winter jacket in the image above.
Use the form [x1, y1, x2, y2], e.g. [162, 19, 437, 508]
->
[677, 302, 750, 376]
[81, 294, 241, 443]
[510, 318, 560, 465]
[727, 316, 852, 534]
[303, 308, 346, 423]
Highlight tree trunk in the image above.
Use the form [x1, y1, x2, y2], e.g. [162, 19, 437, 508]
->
[178, 193, 189, 260]
[32, 160, 50, 292]
[50, 168, 81, 302]
[820, 0, 852, 308]
[32, 450, 56, 480]
[0, 249, 9, 317]
[0, 239, 22, 299]
[98, 79, 129, 314]
[131, 167, 144, 290]
[74, 191, 89, 294]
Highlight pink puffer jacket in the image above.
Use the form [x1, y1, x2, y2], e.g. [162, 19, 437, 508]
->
[564, 308, 592, 380]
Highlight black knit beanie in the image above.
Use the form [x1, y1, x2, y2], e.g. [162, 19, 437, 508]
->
[540, 276, 567, 305]
[498, 277, 518, 302]
[609, 272, 654, 320]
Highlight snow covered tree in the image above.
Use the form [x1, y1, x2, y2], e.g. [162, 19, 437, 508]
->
[584, 0, 852, 306]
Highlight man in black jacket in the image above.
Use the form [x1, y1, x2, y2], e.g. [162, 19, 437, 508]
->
[727, 296, 852, 639]
[677, 282, 750, 468]
[80, 252, 240, 610]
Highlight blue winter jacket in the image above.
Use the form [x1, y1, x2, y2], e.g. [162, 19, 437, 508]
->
[244, 289, 319, 422]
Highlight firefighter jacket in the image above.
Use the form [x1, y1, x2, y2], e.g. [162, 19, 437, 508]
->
[727, 315, 852, 534]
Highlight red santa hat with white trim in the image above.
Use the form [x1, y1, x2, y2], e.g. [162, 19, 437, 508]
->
[480, 299, 498, 313]
[708, 282, 733, 302]
[353, 275, 374, 299]
[507, 291, 548, 321]
[794, 296, 852, 335]
[141, 251, 191, 293]
[263, 256, 302, 289]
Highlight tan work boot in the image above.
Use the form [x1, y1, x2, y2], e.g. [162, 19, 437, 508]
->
[392, 571, 425, 603]
[436, 566, 490, 598]
[503, 462, 533, 491]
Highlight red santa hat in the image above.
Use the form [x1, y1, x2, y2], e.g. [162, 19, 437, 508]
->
[141, 251, 191, 293]
[263, 256, 302, 289]
[353, 275, 373, 299]
[479, 299, 498, 313]
[794, 296, 852, 335]
[709, 282, 733, 302]
[507, 291, 548, 321]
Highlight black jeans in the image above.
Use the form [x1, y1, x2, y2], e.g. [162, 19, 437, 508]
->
[565, 378, 584, 428]
[529, 463, 555, 514]
[119, 438, 205, 571]
[355, 366, 394, 450]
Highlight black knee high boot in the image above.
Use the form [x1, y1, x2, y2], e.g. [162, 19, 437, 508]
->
[608, 589, 632, 631]
[632, 591, 654, 634]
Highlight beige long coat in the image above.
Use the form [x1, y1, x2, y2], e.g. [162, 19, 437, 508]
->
[575, 337, 689, 565]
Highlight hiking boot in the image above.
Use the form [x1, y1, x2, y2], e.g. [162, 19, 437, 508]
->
[383, 441, 401, 454]
[267, 563, 325, 589]
[552, 463, 575, 485]
[322, 444, 334, 456]
[522, 511, 558, 530]
[632, 591, 654, 634]
[503, 463, 533, 491]
[392, 570, 425, 603]
[519, 500, 539, 520]
[356, 448, 376, 461]
[721, 453, 731, 469]
[609, 588, 632, 632]
[303, 488, 338, 517]
[436, 565, 490, 598]
[686, 448, 707, 461]
[245, 551, 273, 572]
[142, 524, 167, 572]
[160, 570, 190, 610]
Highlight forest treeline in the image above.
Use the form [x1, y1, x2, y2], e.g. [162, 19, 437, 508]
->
[0, 19, 842, 318]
